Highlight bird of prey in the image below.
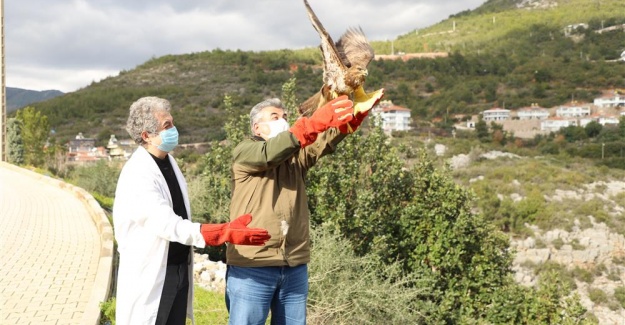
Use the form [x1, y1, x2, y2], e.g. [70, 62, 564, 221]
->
[299, 0, 384, 122]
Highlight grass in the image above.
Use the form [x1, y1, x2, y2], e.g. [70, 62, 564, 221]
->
[191, 287, 272, 325]
[191, 287, 229, 325]
[100, 288, 230, 325]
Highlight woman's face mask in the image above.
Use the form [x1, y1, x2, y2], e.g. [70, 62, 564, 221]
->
[155, 126, 179, 152]
[259, 119, 289, 139]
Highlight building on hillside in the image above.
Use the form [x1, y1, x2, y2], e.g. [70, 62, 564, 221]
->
[66, 132, 109, 164]
[596, 115, 620, 126]
[463, 115, 479, 129]
[374, 52, 449, 62]
[556, 102, 591, 118]
[517, 103, 549, 120]
[371, 100, 412, 134]
[541, 117, 578, 132]
[482, 108, 510, 122]
[107, 134, 138, 160]
[594, 90, 625, 108]
[67, 133, 108, 163]
[563, 23, 588, 36]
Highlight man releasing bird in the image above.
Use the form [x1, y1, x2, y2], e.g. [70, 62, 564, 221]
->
[299, 0, 385, 132]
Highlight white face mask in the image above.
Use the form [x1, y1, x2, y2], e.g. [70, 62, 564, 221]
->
[259, 119, 290, 139]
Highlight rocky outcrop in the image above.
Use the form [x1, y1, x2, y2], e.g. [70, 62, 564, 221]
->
[193, 253, 227, 293]
[511, 218, 625, 323]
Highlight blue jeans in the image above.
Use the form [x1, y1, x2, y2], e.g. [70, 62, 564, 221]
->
[226, 264, 308, 325]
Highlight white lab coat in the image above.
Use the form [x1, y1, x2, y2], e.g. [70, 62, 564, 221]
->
[113, 146, 206, 325]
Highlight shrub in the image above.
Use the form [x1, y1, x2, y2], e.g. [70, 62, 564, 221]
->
[307, 225, 428, 324]
[68, 160, 121, 198]
[614, 286, 625, 308]
[572, 266, 595, 284]
[588, 288, 608, 305]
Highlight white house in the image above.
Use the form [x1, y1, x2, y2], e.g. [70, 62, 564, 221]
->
[372, 100, 412, 134]
[594, 91, 625, 108]
[517, 103, 549, 120]
[556, 103, 591, 118]
[563, 23, 588, 36]
[541, 118, 578, 132]
[482, 108, 510, 121]
[598, 115, 620, 126]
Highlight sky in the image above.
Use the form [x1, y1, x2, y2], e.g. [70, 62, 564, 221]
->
[5, 0, 484, 93]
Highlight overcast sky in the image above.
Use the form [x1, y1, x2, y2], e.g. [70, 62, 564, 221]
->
[5, 0, 484, 93]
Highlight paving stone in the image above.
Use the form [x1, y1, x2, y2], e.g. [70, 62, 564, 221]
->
[0, 165, 101, 325]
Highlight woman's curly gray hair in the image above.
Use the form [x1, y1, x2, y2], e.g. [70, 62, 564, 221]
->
[249, 98, 284, 134]
[126, 97, 171, 145]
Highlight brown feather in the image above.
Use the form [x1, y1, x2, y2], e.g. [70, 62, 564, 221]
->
[298, 86, 331, 117]
[336, 27, 374, 69]
[303, 0, 349, 95]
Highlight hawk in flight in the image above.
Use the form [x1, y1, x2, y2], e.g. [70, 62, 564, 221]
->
[299, 0, 384, 120]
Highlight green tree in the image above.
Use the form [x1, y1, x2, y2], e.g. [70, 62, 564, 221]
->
[475, 118, 490, 142]
[281, 77, 300, 125]
[584, 121, 602, 138]
[15, 106, 50, 167]
[6, 118, 24, 165]
[559, 125, 588, 143]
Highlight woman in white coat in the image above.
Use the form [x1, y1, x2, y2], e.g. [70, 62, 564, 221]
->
[113, 97, 270, 325]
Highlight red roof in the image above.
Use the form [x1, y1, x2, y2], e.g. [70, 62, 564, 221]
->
[380, 105, 410, 112]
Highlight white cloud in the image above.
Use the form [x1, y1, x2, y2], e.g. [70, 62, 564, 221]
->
[5, 0, 484, 92]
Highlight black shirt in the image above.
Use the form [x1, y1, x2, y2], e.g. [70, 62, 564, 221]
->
[150, 153, 191, 265]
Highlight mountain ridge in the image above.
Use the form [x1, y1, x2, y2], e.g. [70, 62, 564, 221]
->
[6, 87, 64, 112]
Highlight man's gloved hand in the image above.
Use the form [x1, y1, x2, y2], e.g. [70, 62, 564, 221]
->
[338, 109, 369, 134]
[200, 214, 271, 246]
[289, 95, 354, 147]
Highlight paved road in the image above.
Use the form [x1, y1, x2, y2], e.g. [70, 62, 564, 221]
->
[0, 164, 102, 325]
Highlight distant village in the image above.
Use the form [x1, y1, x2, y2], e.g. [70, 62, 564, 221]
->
[66, 90, 625, 164]
[460, 89, 625, 138]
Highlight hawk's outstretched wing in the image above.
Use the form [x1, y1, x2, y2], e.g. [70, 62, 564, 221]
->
[336, 27, 374, 70]
[303, 0, 348, 92]
[300, 0, 384, 118]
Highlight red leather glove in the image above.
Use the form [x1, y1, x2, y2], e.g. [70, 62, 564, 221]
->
[200, 214, 271, 246]
[289, 95, 354, 147]
[338, 109, 369, 134]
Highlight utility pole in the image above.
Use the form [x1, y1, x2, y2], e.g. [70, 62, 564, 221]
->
[1, 0, 6, 162]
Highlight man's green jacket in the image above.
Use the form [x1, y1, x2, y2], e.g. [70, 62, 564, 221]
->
[226, 128, 346, 267]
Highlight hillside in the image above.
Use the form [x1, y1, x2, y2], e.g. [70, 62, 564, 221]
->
[14, 0, 625, 147]
[443, 145, 625, 323]
[383, 0, 625, 56]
